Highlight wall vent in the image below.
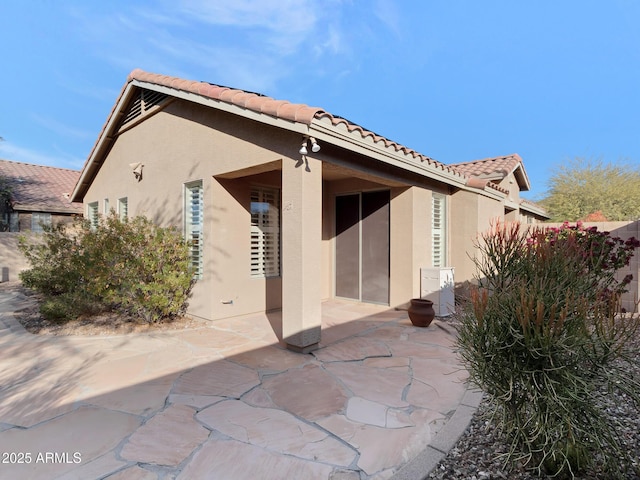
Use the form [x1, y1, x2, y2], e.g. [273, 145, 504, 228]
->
[122, 89, 169, 126]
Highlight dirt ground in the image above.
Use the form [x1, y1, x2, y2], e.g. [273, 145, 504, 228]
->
[0, 281, 209, 336]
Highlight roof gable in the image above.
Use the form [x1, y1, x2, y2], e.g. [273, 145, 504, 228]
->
[0, 159, 82, 214]
[71, 70, 530, 202]
[450, 154, 531, 191]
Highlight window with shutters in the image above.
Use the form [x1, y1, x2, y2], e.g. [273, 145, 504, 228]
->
[185, 181, 204, 278]
[104, 198, 110, 215]
[432, 193, 447, 267]
[88, 202, 99, 229]
[250, 186, 280, 278]
[118, 197, 128, 220]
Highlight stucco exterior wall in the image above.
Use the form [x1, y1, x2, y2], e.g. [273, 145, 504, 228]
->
[83, 100, 298, 321]
[81, 96, 534, 323]
[0, 233, 37, 282]
[389, 186, 431, 305]
[449, 189, 504, 286]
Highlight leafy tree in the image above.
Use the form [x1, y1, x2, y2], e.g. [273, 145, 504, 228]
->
[541, 158, 640, 222]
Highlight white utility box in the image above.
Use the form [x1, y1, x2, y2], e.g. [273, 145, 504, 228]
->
[420, 267, 455, 317]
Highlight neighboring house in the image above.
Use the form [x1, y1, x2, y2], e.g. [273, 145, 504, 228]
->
[0, 159, 82, 232]
[71, 69, 548, 352]
[450, 154, 548, 224]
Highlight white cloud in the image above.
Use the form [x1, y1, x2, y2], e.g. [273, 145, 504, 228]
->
[0, 142, 84, 170]
[67, 0, 372, 95]
[30, 114, 93, 140]
[373, 0, 402, 38]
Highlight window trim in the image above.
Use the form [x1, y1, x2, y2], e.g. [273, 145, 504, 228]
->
[88, 202, 99, 229]
[184, 181, 204, 278]
[118, 197, 128, 221]
[250, 185, 281, 278]
[432, 192, 447, 267]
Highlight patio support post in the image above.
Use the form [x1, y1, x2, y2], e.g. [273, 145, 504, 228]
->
[281, 155, 322, 353]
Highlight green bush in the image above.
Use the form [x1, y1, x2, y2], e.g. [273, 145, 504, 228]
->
[457, 221, 640, 478]
[19, 213, 196, 323]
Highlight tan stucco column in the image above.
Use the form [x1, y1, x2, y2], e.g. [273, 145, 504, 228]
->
[389, 187, 430, 306]
[281, 155, 323, 353]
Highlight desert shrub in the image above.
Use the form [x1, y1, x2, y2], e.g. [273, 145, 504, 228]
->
[457, 221, 640, 478]
[19, 213, 196, 323]
[19, 223, 84, 297]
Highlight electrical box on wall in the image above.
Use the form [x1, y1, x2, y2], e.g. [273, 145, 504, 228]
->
[420, 267, 455, 316]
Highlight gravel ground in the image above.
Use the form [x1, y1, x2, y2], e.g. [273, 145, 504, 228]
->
[429, 331, 640, 480]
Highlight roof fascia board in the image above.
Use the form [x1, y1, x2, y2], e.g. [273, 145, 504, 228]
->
[520, 204, 549, 218]
[309, 121, 469, 190]
[310, 122, 504, 201]
[12, 204, 80, 214]
[71, 83, 140, 201]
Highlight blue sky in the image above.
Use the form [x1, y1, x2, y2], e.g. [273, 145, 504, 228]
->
[1, 1, 639, 200]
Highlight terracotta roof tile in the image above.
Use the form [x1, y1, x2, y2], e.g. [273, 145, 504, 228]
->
[451, 154, 523, 178]
[0, 159, 82, 214]
[76, 69, 521, 201]
[125, 70, 463, 176]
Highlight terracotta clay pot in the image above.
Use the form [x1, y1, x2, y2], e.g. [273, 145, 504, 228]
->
[408, 298, 435, 327]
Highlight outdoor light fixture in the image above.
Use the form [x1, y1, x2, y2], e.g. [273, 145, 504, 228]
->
[129, 162, 144, 181]
[299, 139, 308, 155]
[299, 136, 320, 155]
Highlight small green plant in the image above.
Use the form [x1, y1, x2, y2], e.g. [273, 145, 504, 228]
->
[19, 213, 196, 323]
[457, 221, 640, 478]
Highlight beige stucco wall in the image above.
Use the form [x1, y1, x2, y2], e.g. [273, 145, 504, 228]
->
[83, 100, 299, 321]
[449, 189, 504, 285]
[0, 232, 37, 282]
[82, 96, 529, 326]
[389, 186, 431, 305]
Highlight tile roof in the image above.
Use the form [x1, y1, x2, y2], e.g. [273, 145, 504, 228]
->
[0, 159, 82, 214]
[74, 69, 518, 200]
[126, 70, 461, 177]
[450, 154, 523, 179]
[129, 69, 324, 125]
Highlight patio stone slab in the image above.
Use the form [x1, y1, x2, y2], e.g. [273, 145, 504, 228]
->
[0, 293, 476, 480]
[87, 376, 174, 416]
[260, 364, 349, 420]
[227, 344, 311, 372]
[313, 336, 391, 362]
[362, 356, 410, 369]
[168, 393, 226, 409]
[325, 362, 410, 408]
[0, 406, 140, 480]
[56, 452, 127, 480]
[198, 400, 357, 465]
[406, 357, 469, 414]
[171, 359, 260, 397]
[120, 404, 209, 466]
[0, 381, 82, 427]
[177, 438, 336, 480]
[345, 397, 414, 428]
[319, 409, 443, 476]
[107, 465, 158, 479]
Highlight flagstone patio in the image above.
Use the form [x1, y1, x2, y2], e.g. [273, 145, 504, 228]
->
[0, 289, 481, 480]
